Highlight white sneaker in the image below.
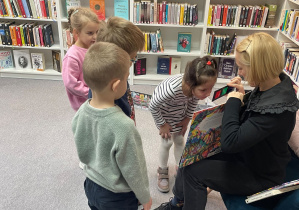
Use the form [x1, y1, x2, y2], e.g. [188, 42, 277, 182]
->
[79, 161, 85, 170]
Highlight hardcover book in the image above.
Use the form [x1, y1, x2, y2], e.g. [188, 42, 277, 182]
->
[31, 52, 45, 71]
[179, 103, 225, 168]
[13, 49, 31, 69]
[114, 0, 129, 20]
[0, 50, 14, 69]
[177, 32, 192, 52]
[169, 56, 181, 75]
[245, 179, 299, 204]
[90, 0, 105, 20]
[217, 57, 237, 79]
[134, 57, 146, 75]
[157, 56, 170, 74]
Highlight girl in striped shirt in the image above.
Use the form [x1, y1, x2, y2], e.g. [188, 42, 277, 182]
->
[149, 56, 218, 193]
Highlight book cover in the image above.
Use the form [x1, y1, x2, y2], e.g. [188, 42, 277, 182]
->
[31, 52, 45, 71]
[157, 56, 170, 74]
[134, 57, 146, 76]
[114, 0, 128, 20]
[131, 91, 152, 110]
[169, 56, 181, 75]
[245, 179, 299, 204]
[179, 103, 225, 168]
[52, 50, 61, 72]
[217, 57, 237, 79]
[0, 50, 14, 69]
[177, 32, 191, 52]
[66, 0, 80, 15]
[13, 49, 31, 69]
[90, 0, 105, 20]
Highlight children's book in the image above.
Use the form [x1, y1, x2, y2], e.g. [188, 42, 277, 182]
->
[52, 50, 61, 72]
[0, 50, 14, 69]
[245, 179, 299, 204]
[157, 56, 170, 74]
[134, 57, 146, 75]
[131, 91, 152, 110]
[90, 0, 105, 20]
[177, 32, 192, 52]
[169, 56, 181, 75]
[13, 49, 31, 69]
[179, 103, 225, 168]
[114, 0, 129, 20]
[66, 0, 80, 15]
[31, 52, 45, 71]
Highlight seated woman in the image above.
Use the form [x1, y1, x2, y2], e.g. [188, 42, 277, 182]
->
[155, 32, 299, 210]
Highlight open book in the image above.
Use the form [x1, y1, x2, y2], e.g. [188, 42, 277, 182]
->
[179, 103, 225, 168]
[245, 179, 299, 204]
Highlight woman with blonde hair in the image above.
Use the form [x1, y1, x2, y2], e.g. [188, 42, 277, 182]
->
[155, 32, 299, 210]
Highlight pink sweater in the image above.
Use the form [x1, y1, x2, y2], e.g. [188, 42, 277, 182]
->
[62, 45, 89, 111]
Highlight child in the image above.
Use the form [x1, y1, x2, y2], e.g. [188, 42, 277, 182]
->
[72, 42, 152, 210]
[149, 56, 218, 192]
[88, 16, 145, 121]
[62, 8, 100, 111]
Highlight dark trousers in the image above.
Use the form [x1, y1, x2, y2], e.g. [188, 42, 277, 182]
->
[84, 177, 138, 210]
[173, 153, 270, 210]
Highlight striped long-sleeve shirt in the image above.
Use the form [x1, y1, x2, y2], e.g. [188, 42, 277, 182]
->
[149, 74, 200, 133]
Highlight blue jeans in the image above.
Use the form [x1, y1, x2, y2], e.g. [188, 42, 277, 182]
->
[84, 177, 138, 210]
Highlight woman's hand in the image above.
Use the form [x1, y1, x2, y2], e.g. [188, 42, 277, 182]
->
[177, 117, 191, 136]
[159, 123, 172, 139]
[227, 76, 245, 94]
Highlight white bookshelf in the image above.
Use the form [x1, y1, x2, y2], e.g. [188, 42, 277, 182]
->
[0, 0, 298, 93]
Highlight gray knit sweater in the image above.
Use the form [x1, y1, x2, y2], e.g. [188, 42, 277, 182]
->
[72, 99, 150, 204]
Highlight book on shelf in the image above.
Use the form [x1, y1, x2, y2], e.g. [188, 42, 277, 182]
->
[66, 0, 80, 15]
[114, 0, 129, 20]
[177, 32, 191, 52]
[217, 57, 238, 79]
[264, 4, 277, 28]
[179, 103, 225, 168]
[13, 49, 31, 69]
[43, 24, 54, 47]
[169, 56, 181, 75]
[0, 50, 14, 69]
[90, 0, 105, 20]
[245, 179, 299, 204]
[157, 56, 170, 74]
[134, 57, 146, 76]
[31, 52, 45, 71]
[131, 91, 152, 110]
[52, 50, 61, 72]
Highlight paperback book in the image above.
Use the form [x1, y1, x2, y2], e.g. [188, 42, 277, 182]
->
[179, 103, 225, 168]
[134, 57, 146, 75]
[131, 91, 152, 110]
[169, 57, 181, 75]
[114, 0, 129, 20]
[90, 0, 105, 20]
[245, 179, 299, 204]
[217, 57, 238, 79]
[31, 53, 45, 71]
[66, 0, 81, 15]
[177, 32, 192, 52]
[0, 50, 14, 69]
[157, 56, 170, 74]
[13, 49, 31, 69]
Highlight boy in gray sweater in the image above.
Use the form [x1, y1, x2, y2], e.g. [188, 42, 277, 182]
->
[72, 42, 152, 210]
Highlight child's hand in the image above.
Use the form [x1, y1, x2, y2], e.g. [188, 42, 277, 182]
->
[227, 76, 245, 94]
[159, 123, 172, 139]
[142, 197, 152, 210]
[176, 117, 191, 136]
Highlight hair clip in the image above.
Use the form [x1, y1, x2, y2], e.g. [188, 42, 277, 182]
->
[206, 61, 212, 65]
[73, 9, 79, 15]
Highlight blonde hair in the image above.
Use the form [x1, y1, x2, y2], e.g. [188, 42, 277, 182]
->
[183, 56, 218, 97]
[83, 42, 130, 91]
[96, 16, 144, 54]
[68, 7, 100, 33]
[236, 32, 284, 85]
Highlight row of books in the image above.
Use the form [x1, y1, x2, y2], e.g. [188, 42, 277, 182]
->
[0, 0, 57, 19]
[204, 31, 237, 56]
[283, 45, 299, 82]
[0, 21, 54, 47]
[62, 27, 73, 49]
[143, 29, 164, 53]
[133, 1, 198, 26]
[0, 49, 61, 72]
[280, 9, 299, 42]
[134, 56, 238, 80]
[207, 4, 277, 28]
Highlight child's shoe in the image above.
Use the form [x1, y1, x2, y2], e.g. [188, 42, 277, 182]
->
[157, 167, 169, 193]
